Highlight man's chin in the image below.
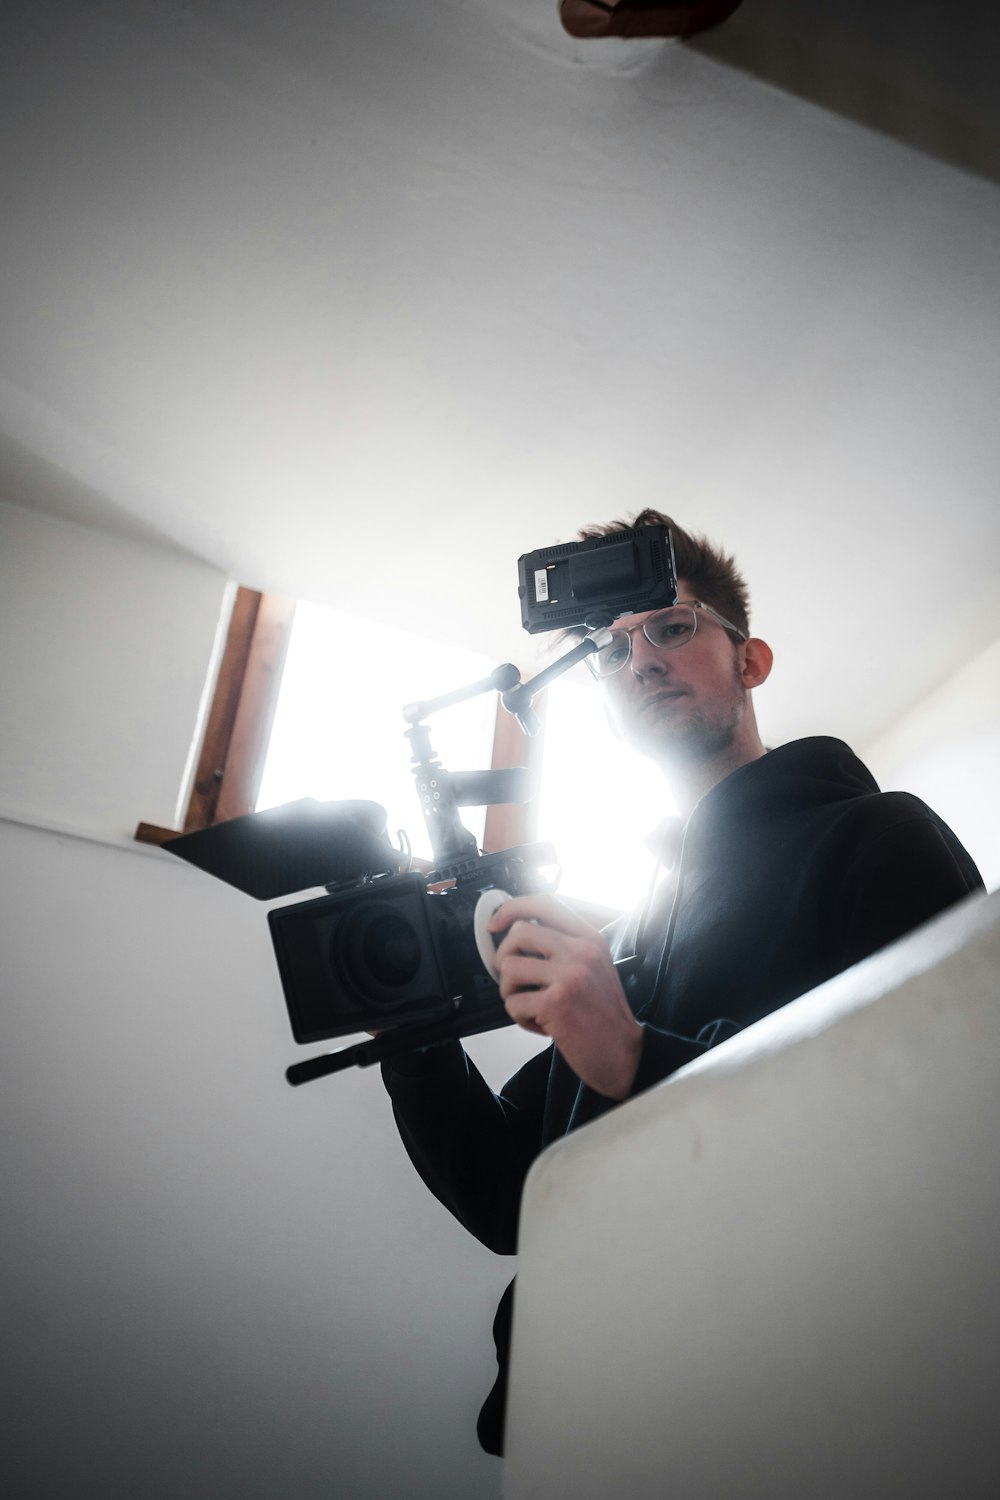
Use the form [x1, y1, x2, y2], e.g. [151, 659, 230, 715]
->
[633, 693, 694, 736]
[632, 714, 738, 764]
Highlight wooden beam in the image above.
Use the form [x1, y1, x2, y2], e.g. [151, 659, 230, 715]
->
[212, 592, 296, 826]
[178, 587, 296, 832]
[482, 689, 546, 854]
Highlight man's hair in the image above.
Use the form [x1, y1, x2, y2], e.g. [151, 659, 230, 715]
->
[577, 506, 751, 640]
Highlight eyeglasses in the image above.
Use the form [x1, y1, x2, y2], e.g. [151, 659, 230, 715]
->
[585, 601, 747, 678]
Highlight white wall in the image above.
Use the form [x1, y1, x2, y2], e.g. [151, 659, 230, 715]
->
[1, 817, 524, 1499]
[0, 498, 227, 837]
[861, 637, 1000, 891]
[506, 889, 1000, 1499]
[0, 501, 538, 1498]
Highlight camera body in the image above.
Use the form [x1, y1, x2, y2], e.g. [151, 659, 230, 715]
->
[269, 845, 555, 1044]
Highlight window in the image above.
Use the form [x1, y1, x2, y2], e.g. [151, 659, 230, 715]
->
[255, 600, 503, 864]
[139, 589, 674, 913]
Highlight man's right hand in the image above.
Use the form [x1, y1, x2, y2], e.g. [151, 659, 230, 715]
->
[488, 893, 644, 1101]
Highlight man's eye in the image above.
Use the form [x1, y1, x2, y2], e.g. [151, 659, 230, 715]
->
[604, 641, 630, 667]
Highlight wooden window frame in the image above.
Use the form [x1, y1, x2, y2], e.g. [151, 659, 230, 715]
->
[135, 589, 539, 854]
[135, 587, 295, 846]
[137, 596, 620, 921]
[483, 686, 545, 854]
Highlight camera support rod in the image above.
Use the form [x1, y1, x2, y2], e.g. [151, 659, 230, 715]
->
[401, 660, 550, 869]
[286, 994, 512, 1084]
[500, 629, 612, 735]
[402, 662, 522, 726]
[403, 665, 527, 867]
[401, 635, 610, 865]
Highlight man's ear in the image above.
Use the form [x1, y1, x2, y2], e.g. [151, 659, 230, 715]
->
[741, 637, 773, 690]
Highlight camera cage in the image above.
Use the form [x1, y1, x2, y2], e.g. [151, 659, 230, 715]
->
[165, 525, 676, 1085]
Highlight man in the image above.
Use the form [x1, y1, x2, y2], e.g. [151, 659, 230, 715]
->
[382, 509, 983, 1455]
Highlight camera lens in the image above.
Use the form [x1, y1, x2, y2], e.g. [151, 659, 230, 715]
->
[334, 901, 426, 1009]
[365, 913, 422, 988]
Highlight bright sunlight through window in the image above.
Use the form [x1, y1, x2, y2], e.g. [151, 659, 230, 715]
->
[536, 674, 677, 911]
[256, 603, 496, 863]
[257, 604, 678, 912]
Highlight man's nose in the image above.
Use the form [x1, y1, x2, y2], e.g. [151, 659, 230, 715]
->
[629, 628, 669, 679]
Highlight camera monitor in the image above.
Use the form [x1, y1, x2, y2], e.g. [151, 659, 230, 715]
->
[517, 523, 677, 635]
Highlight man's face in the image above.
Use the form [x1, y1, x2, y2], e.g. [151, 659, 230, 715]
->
[599, 583, 749, 765]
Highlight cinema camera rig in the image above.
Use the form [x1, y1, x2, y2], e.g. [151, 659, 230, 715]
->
[166, 525, 676, 1085]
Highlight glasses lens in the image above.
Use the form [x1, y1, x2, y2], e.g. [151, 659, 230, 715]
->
[592, 632, 632, 676]
[646, 607, 696, 649]
[589, 606, 699, 676]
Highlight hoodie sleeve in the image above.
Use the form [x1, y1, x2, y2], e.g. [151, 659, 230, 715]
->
[836, 800, 984, 970]
[380, 1041, 553, 1254]
[626, 1023, 713, 1098]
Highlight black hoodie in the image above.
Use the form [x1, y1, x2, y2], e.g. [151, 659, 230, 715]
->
[381, 737, 983, 1451]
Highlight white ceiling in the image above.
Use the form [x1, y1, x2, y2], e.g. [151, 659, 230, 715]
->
[3, 0, 999, 752]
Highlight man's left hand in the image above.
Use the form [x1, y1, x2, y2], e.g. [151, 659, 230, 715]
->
[487, 893, 644, 1100]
